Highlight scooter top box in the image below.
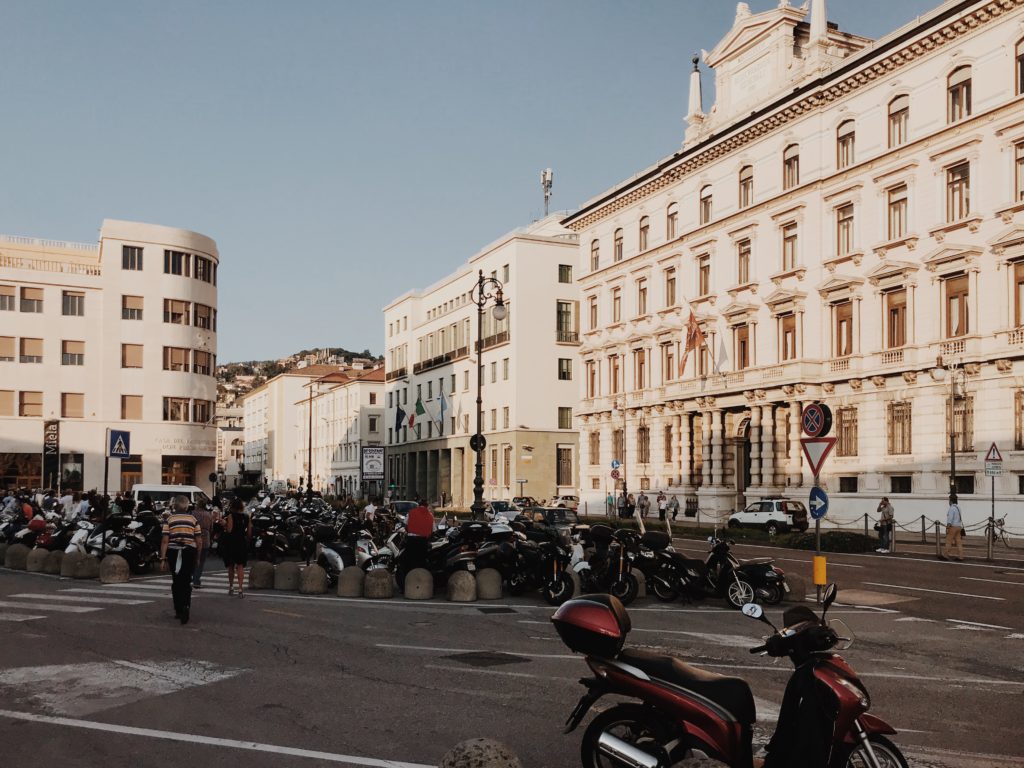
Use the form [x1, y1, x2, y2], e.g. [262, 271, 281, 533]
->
[551, 594, 631, 658]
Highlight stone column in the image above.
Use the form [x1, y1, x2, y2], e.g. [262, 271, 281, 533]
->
[677, 412, 690, 488]
[788, 402, 803, 486]
[711, 409, 724, 487]
[749, 406, 762, 487]
[452, 447, 465, 506]
[701, 411, 712, 488]
[760, 405, 775, 489]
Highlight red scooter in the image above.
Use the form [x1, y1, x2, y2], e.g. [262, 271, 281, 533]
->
[551, 584, 907, 768]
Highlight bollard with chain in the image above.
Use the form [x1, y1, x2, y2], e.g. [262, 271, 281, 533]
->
[864, 513, 869, 538]
[935, 521, 942, 556]
[920, 515, 927, 544]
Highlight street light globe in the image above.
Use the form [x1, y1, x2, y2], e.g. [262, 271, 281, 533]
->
[492, 302, 507, 321]
[933, 366, 947, 381]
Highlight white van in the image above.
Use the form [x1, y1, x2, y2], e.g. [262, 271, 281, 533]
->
[130, 484, 210, 507]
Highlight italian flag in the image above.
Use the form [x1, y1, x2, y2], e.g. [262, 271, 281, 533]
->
[408, 397, 426, 427]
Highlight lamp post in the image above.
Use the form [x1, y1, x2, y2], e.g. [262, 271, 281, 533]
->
[471, 269, 507, 520]
[933, 356, 967, 499]
[611, 399, 627, 515]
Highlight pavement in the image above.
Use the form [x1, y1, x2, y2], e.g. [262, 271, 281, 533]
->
[0, 541, 1022, 768]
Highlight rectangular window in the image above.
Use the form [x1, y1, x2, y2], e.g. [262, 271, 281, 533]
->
[837, 122, 855, 169]
[502, 264, 509, 283]
[558, 407, 573, 430]
[883, 195, 904, 250]
[588, 296, 598, 329]
[611, 288, 621, 323]
[839, 476, 858, 493]
[1016, 143, 1024, 202]
[122, 295, 143, 320]
[888, 96, 909, 148]
[698, 254, 711, 296]
[62, 291, 85, 316]
[121, 343, 143, 368]
[163, 299, 190, 325]
[556, 300, 577, 342]
[163, 346, 190, 372]
[666, 206, 678, 240]
[61, 340, 84, 366]
[637, 426, 650, 464]
[19, 390, 43, 417]
[886, 289, 907, 348]
[369, 416, 379, 433]
[502, 358, 509, 380]
[947, 395, 974, 452]
[556, 447, 573, 487]
[781, 223, 797, 271]
[463, 370, 469, 391]
[20, 337, 43, 363]
[662, 343, 675, 383]
[558, 358, 572, 380]
[490, 409, 496, 430]
[164, 249, 190, 276]
[948, 70, 971, 123]
[194, 256, 213, 283]
[20, 287, 43, 313]
[887, 401, 912, 455]
[0, 390, 14, 416]
[193, 399, 212, 424]
[590, 241, 600, 271]
[664, 424, 673, 463]
[122, 245, 143, 271]
[612, 428, 624, 463]
[945, 274, 969, 338]
[121, 395, 143, 420]
[783, 148, 800, 189]
[636, 279, 647, 315]
[699, 188, 712, 225]
[836, 407, 858, 456]
[735, 325, 750, 370]
[890, 475, 912, 494]
[61, 393, 84, 419]
[194, 303, 213, 329]
[489, 362, 496, 384]
[558, 264, 572, 283]
[836, 204, 854, 256]
[193, 350, 212, 376]
[609, 355, 620, 395]
[1015, 263, 1024, 327]
[633, 348, 647, 389]
[835, 301, 853, 357]
[0, 336, 13, 361]
[665, 268, 676, 307]
[163, 397, 190, 422]
[614, 230, 623, 262]
[639, 218, 649, 251]
[739, 167, 753, 208]
[780, 314, 796, 361]
[946, 162, 970, 222]
[736, 239, 751, 284]
[502, 407, 509, 429]
[589, 431, 601, 465]
[0, 285, 13, 311]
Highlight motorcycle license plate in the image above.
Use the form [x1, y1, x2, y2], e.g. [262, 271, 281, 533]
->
[466, 563, 476, 572]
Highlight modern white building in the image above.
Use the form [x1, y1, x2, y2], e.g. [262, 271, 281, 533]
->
[565, 0, 1024, 527]
[215, 404, 244, 490]
[0, 219, 219, 492]
[296, 365, 386, 498]
[383, 214, 581, 505]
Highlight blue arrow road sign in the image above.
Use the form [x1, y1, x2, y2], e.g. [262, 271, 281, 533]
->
[108, 429, 131, 459]
[809, 486, 829, 520]
[611, 459, 621, 470]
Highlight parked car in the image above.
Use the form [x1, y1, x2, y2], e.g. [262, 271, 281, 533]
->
[487, 500, 520, 520]
[727, 498, 809, 535]
[552, 495, 579, 510]
[386, 500, 419, 520]
[513, 496, 538, 508]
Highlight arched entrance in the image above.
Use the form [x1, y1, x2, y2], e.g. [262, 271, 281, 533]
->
[731, 415, 752, 511]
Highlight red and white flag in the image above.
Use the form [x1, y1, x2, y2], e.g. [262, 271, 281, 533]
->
[680, 311, 706, 376]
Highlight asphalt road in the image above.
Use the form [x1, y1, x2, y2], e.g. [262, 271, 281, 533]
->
[1, 541, 1022, 768]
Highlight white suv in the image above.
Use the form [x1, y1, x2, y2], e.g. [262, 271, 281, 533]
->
[552, 495, 579, 510]
[728, 499, 809, 535]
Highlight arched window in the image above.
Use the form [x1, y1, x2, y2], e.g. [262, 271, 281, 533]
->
[699, 185, 713, 225]
[590, 239, 600, 271]
[783, 144, 799, 190]
[738, 165, 754, 208]
[665, 202, 678, 240]
[614, 229, 624, 262]
[948, 66, 972, 123]
[888, 95, 909, 148]
[837, 120, 855, 169]
[638, 216, 650, 251]
[1016, 39, 1023, 95]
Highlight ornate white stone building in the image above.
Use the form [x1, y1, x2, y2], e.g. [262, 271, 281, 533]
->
[566, 0, 1024, 526]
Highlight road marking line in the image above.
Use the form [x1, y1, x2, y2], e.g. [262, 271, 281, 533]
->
[776, 557, 862, 569]
[377, 643, 576, 660]
[61, 588, 169, 598]
[945, 619, 1014, 630]
[261, 609, 306, 619]
[0, 613, 46, 622]
[424, 664, 543, 680]
[516, 620, 761, 648]
[0, 709, 433, 768]
[98, 583, 168, 591]
[862, 583, 1004, 601]
[894, 617, 935, 623]
[960, 576, 1024, 586]
[0, 600, 102, 613]
[13, 593, 151, 605]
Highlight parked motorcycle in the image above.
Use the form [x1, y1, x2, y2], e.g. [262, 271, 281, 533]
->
[551, 584, 907, 768]
[570, 525, 639, 606]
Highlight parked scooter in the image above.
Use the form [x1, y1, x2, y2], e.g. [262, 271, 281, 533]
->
[551, 584, 907, 768]
[570, 525, 639, 606]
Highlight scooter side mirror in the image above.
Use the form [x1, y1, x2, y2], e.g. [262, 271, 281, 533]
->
[822, 582, 838, 619]
[742, 602, 778, 631]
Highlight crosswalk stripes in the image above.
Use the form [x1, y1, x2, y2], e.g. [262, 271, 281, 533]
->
[0, 586, 158, 623]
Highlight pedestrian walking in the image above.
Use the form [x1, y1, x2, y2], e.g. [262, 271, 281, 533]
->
[159, 495, 202, 625]
[940, 494, 965, 561]
[669, 495, 680, 521]
[617, 492, 627, 519]
[626, 493, 636, 519]
[875, 497, 894, 554]
[191, 501, 221, 589]
[657, 492, 667, 521]
[638, 492, 650, 519]
[221, 498, 252, 597]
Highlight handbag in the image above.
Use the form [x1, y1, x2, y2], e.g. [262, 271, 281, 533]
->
[873, 522, 881, 532]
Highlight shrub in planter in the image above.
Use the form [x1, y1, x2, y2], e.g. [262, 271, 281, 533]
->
[786, 531, 876, 554]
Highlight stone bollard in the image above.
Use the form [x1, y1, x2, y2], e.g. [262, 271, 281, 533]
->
[402, 568, 433, 600]
[475, 568, 503, 600]
[61, 550, 85, 577]
[634, 570, 647, 600]
[783, 574, 808, 603]
[100, 555, 130, 584]
[439, 739, 523, 768]
[26, 548, 49, 573]
[5, 543, 31, 570]
[274, 562, 301, 591]
[43, 549, 64, 575]
[568, 569, 582, 599]
[249, 561, 275, 590]
[73, 555, 101, 579]
[338, 567, 365, 597]
[446, 570, 477, 603]
[363, 569, 394, 599]
[299, 564, 329, 594]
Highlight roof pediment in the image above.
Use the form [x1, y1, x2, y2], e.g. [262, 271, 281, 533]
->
[763, 287, 807, 307]
[866, 259, 919, 285]
[989, 226, 1024, 256]
[720, 300, 759, 322]
[817, 274, 865, 300]
[921, 243, 983, 272]
[705, 4, 805, 69]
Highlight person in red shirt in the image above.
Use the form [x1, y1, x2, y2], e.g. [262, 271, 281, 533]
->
[399, 500, 435, 591]
[406, 501, 434, 539]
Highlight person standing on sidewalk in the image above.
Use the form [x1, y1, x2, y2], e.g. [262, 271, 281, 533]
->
[940, 494, 965, 561]
[159, 495, 202, 624]
[191, 501, 221, 589]
[657, 492, 668, 521]
[221, 498, 252, 597]
[669, 495, 680, 521]
[876, 497, 894, 554]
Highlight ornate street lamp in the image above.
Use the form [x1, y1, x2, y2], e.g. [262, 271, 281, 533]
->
[933, 355, 967, 499]
[611, 399, 628, 515]
[470, 269, 506, 520]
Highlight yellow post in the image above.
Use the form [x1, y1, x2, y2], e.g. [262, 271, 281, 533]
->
[813, 555, 827, 586]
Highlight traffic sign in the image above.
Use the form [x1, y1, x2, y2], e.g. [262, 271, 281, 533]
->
[801, 403, 833, 438]
[107, 429, 131, 458]
[809, 486, 829, 520]
[800, 436, 837, 477]
[611, 459, 621, 470]
[515, 478, 528, 484]
[610, 469, 621, 480]
[985, 462, 1003, 476]
[985, 443, 1003, 463]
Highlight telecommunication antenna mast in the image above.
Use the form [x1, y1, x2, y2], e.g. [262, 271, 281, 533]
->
[541, 168, 553, 217]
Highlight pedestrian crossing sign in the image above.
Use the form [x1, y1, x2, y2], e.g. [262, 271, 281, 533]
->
[108, 429, 131, 458]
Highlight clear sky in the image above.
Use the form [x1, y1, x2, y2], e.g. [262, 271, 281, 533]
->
[1, 0, 940, 362]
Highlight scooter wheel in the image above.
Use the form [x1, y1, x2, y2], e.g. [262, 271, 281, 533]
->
[650, 577, 678, 602]
[580, 704, 673, 768]
[507, 573, 529, 596]
[837, 734, 909, 768]
[542, 573, 574, 606]
[608, 574, 639, 606]
[726, 577, 755, 609]
[762, 584, 784, 605]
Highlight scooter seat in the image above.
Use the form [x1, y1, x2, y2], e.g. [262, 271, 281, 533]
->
[743, 557, 774, 565]
[617, 648, 755, 725]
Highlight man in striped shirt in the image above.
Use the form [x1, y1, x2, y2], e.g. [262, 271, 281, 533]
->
[160, 495, 203, 625]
